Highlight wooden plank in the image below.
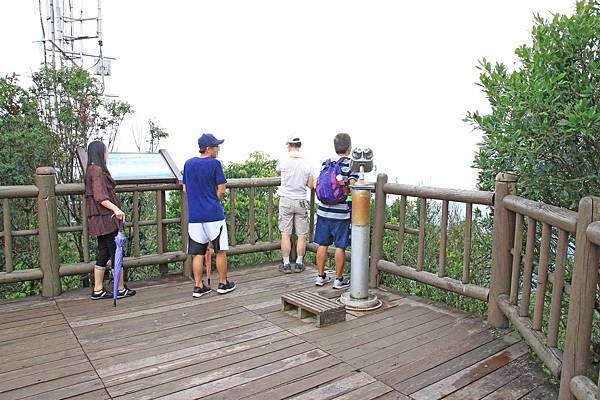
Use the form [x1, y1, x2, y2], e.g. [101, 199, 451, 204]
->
[0, 371, 100, 400]
[331, 381, 394, 400]
[397, 195, 407, 265]
[547, 229, 568, 347]
[286, 372, 377, 400]
[0, 354, 88, 383]
[95, 323, 283, 377]
[8, 379, 107, 400]
[0, 348, 83, 374]
[267, 187, 273, 241]
[241, 363, 357, 400]
[103, 331, 298, 390]
[309, 305, 433, 349]
[372, 391, 411, 400]
[519, 384, 558, 399]
[107, 339, 313, 397]
[87, 312, 265, 361]
[324, 310, 447, 354]
[462, 202, 472, 283]
[335, 315, 456, 361]
[117, 350, 329, 400]
[200, 356, 345, 400]
[479, 359, 549, 400]
[509, 213, 524, 304]
[0, 361, 93, 392]
[409, 342, 529, 399]
[391, 332, 521, 393]
[3, 198, 13, 272]
[249, 187, 256, 244]
[442, 356, 532, 400]
[533, 222, 552, 330]
[417, 198, 426, 270]
[438, 200, 448, 277]
[357, 320, 489, 376]
[520, 217, 537, 317]
[375, 328, 498, 385]
[229, 187, 236, 246]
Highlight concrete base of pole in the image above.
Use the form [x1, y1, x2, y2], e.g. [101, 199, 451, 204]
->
[339, 291, 382, 311]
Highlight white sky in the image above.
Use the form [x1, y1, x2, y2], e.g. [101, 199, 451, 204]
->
[1, 0, 576, 189]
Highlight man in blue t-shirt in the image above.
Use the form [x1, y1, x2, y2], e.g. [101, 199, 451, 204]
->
[314, 133, 359, 289]
[182, 133, 236, 298]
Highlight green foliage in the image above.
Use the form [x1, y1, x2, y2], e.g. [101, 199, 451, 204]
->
[465, 1, 600, 209]
[379, 199, 492, 316]
[0, 74, 53, 186]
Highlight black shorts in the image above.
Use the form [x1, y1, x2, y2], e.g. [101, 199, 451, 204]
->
[96, 230, 118, 269]
[188, 228, 223, 256]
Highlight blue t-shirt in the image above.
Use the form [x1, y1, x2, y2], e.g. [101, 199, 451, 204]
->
[182, 157, 227, 223]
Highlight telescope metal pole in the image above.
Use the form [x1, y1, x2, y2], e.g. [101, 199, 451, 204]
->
[340, 168, 382, 310]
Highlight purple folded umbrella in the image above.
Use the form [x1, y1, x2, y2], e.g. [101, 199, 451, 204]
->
[113, 230, 127, 307]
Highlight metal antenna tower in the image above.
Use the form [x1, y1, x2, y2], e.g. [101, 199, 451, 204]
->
[37, 0, 115, 92]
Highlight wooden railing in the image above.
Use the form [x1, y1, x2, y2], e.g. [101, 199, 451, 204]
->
[3, 167, 600, 399]
[367, 173, 600, 400]
[560, 199, 600, 400]
[369, 173, 494, 302]
[0, 167, 281, 296]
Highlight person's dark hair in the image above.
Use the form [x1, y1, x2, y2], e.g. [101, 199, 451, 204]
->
[199, 147, 207, 154]
[87, 141, 109, 174]
[334, 133, 351, 154]
[289, 142, 301, 149]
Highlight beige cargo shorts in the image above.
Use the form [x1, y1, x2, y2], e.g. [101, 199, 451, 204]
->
[278, 197, 309, 236]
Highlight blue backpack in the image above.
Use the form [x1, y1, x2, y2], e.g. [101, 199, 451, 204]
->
[316, 158, 350, 205]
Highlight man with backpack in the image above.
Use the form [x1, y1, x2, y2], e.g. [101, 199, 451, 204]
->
[314, 133, 359, 289]
[276, 136, 315, 273]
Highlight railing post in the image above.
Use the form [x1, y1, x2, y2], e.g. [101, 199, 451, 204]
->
[369, 173, 387, 288]
[36, 167, 62, 297]
[180, 188, 192, 279]
[559, 196, 600, 400]
[487, 172, 518, 327]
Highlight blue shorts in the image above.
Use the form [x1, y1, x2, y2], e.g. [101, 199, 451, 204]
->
[314, 217, 351, 249]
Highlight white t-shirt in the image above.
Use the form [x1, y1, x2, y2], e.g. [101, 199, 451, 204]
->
[276, 151, 315, 199]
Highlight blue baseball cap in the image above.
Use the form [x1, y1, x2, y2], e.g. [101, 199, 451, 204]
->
[198, 133, 224, 149]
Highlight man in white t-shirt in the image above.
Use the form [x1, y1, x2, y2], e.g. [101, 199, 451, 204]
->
[276, 136, 315, 273]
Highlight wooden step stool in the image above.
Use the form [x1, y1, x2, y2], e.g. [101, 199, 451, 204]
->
[281, 291, 346, 327]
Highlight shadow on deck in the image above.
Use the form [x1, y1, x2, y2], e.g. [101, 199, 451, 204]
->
[0, 263, 557, 400]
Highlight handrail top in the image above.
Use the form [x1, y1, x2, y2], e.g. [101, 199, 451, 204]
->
[382, 182, 493, 205]
[586, 221, 600, 247]
[503, 194, 578, 233]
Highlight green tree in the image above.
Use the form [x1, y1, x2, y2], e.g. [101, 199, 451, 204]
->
[465, 1, 599, 210]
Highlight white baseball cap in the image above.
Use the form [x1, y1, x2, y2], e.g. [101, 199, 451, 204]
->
[286, 136, 301, 145]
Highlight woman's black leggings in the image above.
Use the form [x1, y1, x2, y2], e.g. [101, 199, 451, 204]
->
[95, 230, 118, 270]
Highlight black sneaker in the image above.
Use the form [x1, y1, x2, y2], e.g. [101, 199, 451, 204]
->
[217, 280, 236, 294]
[192, 284, 212, 298]
[90, 289, 112, 300]
[117, 286, 136, 299]
[279, 263, 292, 274]
[294, 263, 305, 273]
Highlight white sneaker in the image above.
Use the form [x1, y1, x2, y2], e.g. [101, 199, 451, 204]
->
[333, 277, 350, 289]
[315, 275, 331, 286]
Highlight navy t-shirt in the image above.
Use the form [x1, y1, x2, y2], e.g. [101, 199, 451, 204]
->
[182, 157, 227, 223]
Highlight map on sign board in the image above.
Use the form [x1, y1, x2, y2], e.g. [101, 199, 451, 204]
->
[107, 153, 175, 181]
[77, 149, 181, 184]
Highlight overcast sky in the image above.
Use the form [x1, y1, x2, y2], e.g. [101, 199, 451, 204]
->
[1, 0, 576, 189]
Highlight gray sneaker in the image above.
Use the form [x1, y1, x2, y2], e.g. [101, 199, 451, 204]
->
[294, 263, 305, 273]
[315, 275, 331, 286]
[332, 277, 350, 289]
[279, 263, 292, 274]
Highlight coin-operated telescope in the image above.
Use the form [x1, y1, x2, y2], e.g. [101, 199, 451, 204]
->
[339, 147, 382, 310]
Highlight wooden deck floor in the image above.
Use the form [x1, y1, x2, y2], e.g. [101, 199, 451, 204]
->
[0, 263, 557, 399]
